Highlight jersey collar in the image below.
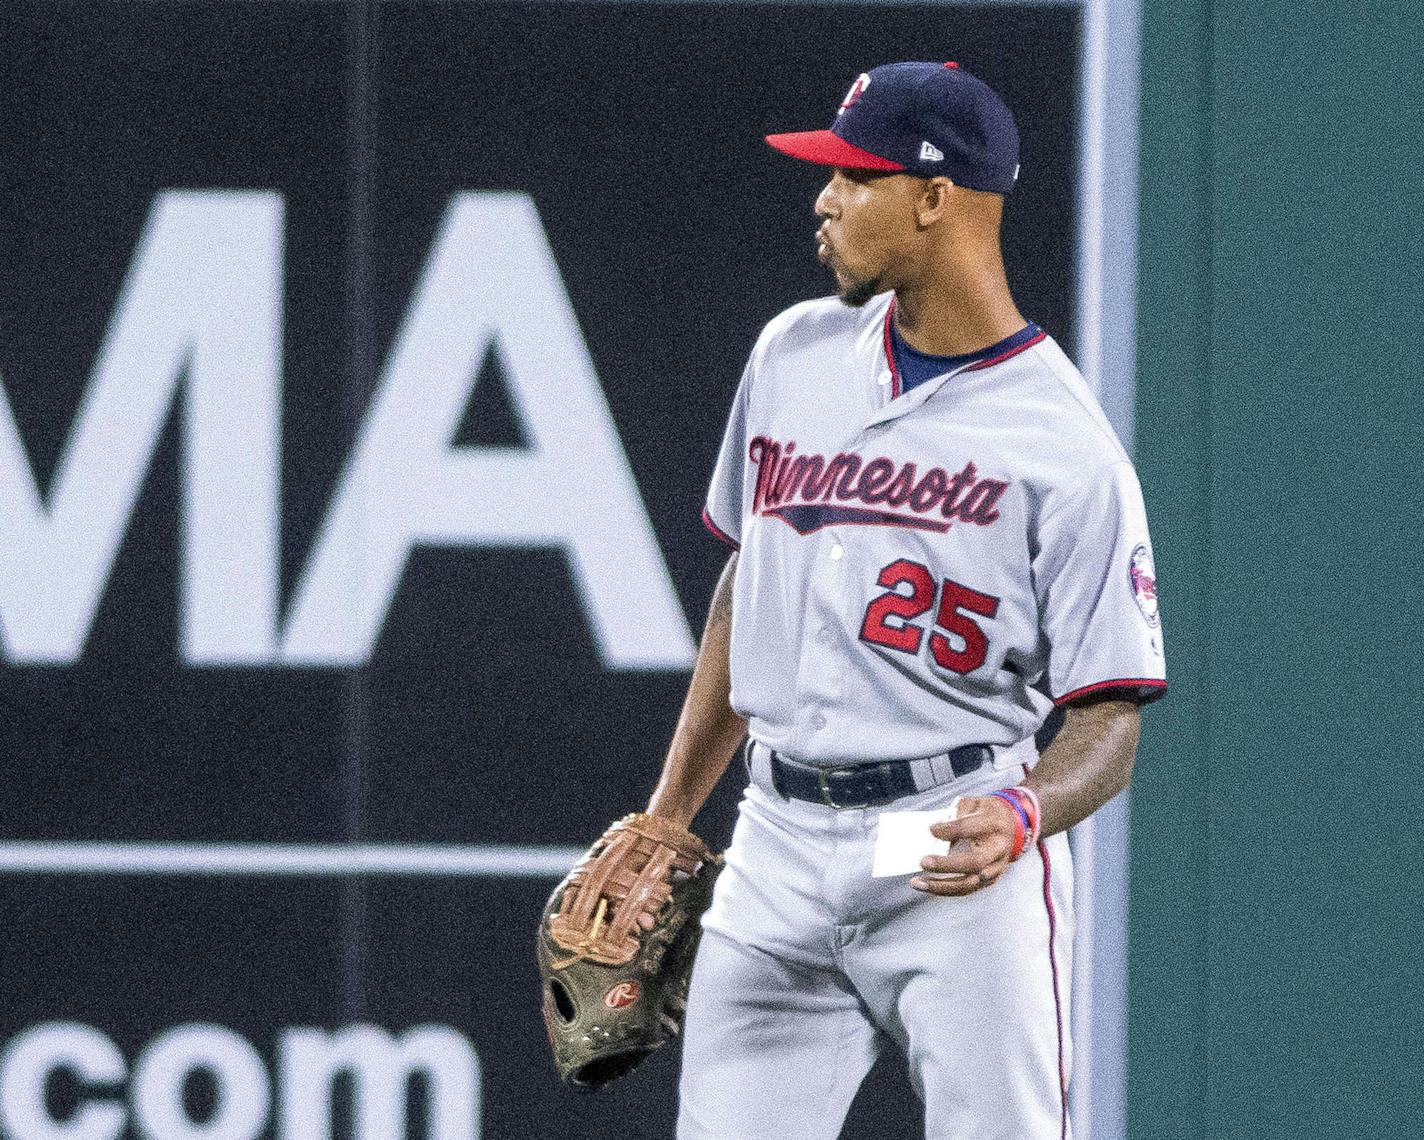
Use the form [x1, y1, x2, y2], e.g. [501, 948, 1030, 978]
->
[881, 297, 1047, 399]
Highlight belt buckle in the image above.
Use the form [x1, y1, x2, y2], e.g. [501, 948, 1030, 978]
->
[817, 763, 860, 809]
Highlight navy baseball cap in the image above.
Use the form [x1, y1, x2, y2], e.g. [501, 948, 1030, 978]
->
[766, 61, 1021, 194]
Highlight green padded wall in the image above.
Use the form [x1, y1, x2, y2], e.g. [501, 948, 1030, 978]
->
[1129, 2, 1424, 1137]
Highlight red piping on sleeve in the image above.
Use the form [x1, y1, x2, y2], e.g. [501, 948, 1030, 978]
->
[701, 508, 740, 551]
[1053, 678, 1167, 707]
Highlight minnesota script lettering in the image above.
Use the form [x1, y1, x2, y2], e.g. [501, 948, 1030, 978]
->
[748, 436, 1009, 535]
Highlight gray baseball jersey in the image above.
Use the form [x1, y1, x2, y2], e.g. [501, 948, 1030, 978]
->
[702, 292, 1166, 764]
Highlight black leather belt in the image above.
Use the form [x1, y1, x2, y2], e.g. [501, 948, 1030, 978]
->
[757, 742, 993, 809]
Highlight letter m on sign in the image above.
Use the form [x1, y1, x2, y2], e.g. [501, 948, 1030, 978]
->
[0, 191, 283, 665]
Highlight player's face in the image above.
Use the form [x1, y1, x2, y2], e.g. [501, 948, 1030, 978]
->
[814, 167, 922, 307]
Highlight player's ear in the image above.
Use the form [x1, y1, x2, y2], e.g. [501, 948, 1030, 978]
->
[914, 177, 956, 228]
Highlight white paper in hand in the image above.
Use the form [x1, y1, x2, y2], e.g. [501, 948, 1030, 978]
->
[871, 798, 962, 878]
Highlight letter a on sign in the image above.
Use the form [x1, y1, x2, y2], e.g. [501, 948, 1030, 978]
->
[282, 193, 696, 670]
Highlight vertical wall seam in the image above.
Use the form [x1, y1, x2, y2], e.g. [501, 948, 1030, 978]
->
[342, 0, 377, 1022]
[1072, 0, 1140, 1134]
[1076, 0, 1104, 396]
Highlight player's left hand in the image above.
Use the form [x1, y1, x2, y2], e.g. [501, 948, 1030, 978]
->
[911, 795, 1021, 897]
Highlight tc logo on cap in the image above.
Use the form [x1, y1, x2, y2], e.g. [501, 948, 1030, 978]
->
[839, 73, 871, 114]
[766, 61, 1021, 194]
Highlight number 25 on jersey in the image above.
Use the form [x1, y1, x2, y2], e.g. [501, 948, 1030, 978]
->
[858, 559, 1001, 675]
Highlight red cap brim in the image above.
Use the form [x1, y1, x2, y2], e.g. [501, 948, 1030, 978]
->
[764, 130, 905, 171]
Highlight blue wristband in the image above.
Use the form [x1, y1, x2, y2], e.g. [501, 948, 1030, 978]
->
[991, 789, 1032, 841]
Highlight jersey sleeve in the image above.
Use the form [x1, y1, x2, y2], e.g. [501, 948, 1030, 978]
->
[1033, 461, 1167, 705]
[702, 362, 753, 551]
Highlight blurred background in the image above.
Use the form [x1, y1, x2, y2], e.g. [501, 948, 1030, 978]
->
[1, 1, 1418, 1138]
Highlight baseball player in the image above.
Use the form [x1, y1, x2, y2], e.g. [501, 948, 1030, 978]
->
[644, 61, 1166, 1139]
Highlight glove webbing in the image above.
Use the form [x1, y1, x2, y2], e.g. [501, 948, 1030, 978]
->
[548, 815, 709, 968]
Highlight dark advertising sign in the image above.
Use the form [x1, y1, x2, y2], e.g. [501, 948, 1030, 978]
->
[0, 3, 1077, 1135]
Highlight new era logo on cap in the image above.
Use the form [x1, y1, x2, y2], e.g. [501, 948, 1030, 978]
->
[764, 61, 1022, 194]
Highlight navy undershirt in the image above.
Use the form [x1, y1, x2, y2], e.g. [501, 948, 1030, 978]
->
[889, 319, 1043, 394]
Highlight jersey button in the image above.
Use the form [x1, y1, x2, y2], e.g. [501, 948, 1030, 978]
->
[878, 372, 892, 386]
[829, 543, 844, 561]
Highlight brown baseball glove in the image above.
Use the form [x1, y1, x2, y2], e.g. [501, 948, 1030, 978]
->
[536, 812, 723, 1089]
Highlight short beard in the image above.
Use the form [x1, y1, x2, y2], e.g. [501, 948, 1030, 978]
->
[837, 270, 884, 309]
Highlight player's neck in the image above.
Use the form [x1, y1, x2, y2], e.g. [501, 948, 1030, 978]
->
[892, 253, 1026, 358]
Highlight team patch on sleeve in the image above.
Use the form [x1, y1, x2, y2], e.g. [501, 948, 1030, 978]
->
[1128, 544, 1159, 628]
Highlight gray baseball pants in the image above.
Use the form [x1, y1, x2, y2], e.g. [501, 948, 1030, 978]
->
[677, 743, 1073, 1140]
